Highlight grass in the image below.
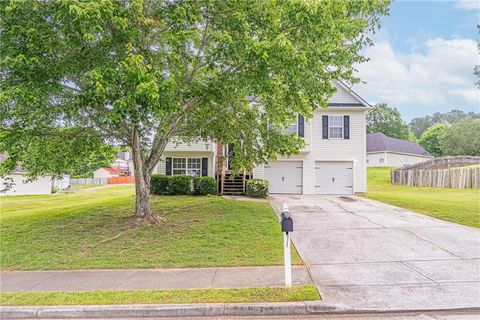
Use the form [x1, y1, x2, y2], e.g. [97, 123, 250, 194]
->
[366, 167, 480, 228]
[0, 186, 301, 270]
[0, 285, 319, 306]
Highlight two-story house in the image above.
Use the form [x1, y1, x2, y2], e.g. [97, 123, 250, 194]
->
[155, 81, 370, 195]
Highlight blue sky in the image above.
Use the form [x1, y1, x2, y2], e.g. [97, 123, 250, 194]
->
[353, 0, 479, 121]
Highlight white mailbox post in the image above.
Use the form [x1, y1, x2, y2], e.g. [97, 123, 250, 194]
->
[280, 203, 293, 288]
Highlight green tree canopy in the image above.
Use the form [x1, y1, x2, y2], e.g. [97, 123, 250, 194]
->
[439, 119, 480, 156]
[419, 124, 450, 157]
[366, 103, 411, 140]
[68, 144, 118, 178]
[410, 109, 480, 138]
[1, 0, 389, 219]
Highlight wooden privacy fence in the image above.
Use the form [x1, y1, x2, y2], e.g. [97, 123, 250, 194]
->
[391, 157, 480, 189]
[108, 176, 135, 184]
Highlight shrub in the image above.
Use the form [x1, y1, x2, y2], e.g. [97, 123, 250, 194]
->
[169, 175, 192, 195]
[246, 179, 269, 198]
[193, 176, 217, 195]
[151, 175, 192, 195]
[150, 174, 171, 195]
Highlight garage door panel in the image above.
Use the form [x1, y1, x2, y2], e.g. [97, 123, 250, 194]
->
[315, 161, 353, 195]
[265, 161, 302, 194]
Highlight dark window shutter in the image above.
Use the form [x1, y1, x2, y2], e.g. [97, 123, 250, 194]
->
[201, 158, 208, 176]
[298, 115, 304, 137]
[227, 144, 234, 170]
[322, 115, 329, 139]
[165, 157, 172, 175]
[344, 115, 350, 139]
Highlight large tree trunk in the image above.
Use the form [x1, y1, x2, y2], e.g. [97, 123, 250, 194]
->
[131, 127, 155, 222]
[133, 160, 152, 221]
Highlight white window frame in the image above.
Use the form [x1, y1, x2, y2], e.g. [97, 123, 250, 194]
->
[379, 157, 385, 163]
[328, 115, 344, 139]
[172, 157, 202, 177]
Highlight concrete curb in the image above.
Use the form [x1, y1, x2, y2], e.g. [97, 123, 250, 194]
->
[0, 301, 345, 319]
[2, 303, 480, 319]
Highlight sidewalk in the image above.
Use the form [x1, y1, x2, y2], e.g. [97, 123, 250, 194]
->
[0, 266, 311, 292]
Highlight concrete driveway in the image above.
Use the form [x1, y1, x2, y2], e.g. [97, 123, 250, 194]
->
[269, 194, 480, 311]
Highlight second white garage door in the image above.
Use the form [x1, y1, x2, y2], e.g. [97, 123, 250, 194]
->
[264, 161, 302, 194]
[315, 161, 353, 194]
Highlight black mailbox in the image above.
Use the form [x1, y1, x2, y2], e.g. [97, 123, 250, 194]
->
[280, 212, 293, 232]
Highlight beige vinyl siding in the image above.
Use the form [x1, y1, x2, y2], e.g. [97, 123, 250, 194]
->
[165, 139, 215, 153]
[0, 174, 52, 196]
[254, 108, 367, 194]
[384, 152, 432, 168]
[330, 82, 361, 104]
[366, 152, 387, 167]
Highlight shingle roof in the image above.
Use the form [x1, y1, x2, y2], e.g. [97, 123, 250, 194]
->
[367, 133, 431, 156]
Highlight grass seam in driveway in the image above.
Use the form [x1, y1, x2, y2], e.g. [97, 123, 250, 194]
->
[0, 285, 320, 306]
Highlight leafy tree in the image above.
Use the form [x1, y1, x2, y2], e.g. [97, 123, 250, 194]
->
[410, 109, 480, 138]
[439, 119, 480, 156]
[367, 103, 411, 140]
[0, 0, 389, 221]
[419, 124, 450, 157]
[68, 145, 118, 178]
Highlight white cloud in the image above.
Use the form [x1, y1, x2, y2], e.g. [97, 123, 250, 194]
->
[354, 38, 479, 116]
[455, 0, 480, 10]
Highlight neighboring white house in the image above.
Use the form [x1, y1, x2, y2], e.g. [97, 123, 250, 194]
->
[367, 132, 432, 168]
[0, 155, 53, 196]
[155, 81, 370, 195]
[0, 173, 52, 196]
[93, 167, 122, 179]
[113, 151, 135, 175]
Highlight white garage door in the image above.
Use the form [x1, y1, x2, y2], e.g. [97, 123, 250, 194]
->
[264, 161, 302, 194]
[315, 161, 353, 194]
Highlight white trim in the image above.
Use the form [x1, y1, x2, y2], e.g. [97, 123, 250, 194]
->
[328, 115, 344, 139]
[171, 157, 202, 177]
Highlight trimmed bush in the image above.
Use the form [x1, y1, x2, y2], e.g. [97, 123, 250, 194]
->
[150, 174, 171, 195]
[169, 175, 192, 195]
[193, 176, 217, 195]
[246, 179, 269, 198]
[150, 175, 192, 195]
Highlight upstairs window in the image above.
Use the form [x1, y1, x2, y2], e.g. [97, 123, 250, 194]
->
[283, 114, 304, 137]
[284, 116, 298, 135]
[329, 116, 343, 139]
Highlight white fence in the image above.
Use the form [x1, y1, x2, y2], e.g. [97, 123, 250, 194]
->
[70, 178, 108, 185]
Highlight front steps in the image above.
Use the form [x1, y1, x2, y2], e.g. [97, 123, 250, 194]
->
[221, 173, 246, 195]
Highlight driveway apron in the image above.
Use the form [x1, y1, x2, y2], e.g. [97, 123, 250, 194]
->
[269, 194, 480, 311]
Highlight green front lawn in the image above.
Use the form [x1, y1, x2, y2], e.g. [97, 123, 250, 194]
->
[0, 285, 319, 306]
[366, 167, 480, 228]
[1, 186, 300, 270]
